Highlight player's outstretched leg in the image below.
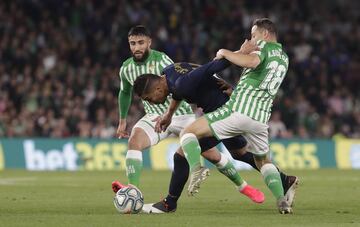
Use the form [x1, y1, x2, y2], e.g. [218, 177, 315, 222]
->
[180, 133, 210, 196]
[112, 149, 142, 192]
[112, 128, 151, 192]
[125, 149, 143, 187]
[215, 153, 264, 203]
[142, 152, 189, 213]
[238, 152, 299, 206]
[258, 162, 292, 214]
[124, 128, 152, 188]
[230, 149, 298, 206]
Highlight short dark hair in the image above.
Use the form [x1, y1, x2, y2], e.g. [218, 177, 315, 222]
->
[253, 18, 277, 36]
[128, 25, 151, 37]
[133, 74, 160, 97]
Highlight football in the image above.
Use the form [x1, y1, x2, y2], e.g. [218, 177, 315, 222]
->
[113, 187, 144, 214]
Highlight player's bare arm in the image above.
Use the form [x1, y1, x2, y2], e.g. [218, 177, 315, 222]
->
[154, 99, 181, 133]
[117, 118, 129, 138]
[239, 39, 260, 54]
[216, 48, 260, 69]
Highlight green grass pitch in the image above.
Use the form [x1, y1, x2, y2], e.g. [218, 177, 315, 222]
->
[0, 169, 359, 227]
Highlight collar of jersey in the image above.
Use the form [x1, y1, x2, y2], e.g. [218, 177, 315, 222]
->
[267, 41, 282, 47]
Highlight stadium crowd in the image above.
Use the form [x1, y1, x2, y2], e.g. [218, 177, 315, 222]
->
[0, 0, 359, 138]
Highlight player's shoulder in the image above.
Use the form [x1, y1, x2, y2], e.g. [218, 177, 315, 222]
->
[259, 40, 285, 51]
[151, 49, 167, 57]
[257, 40, 268, 49]
[119, 58, 134, 78]
[259, 41, 289, 65]
[121, 57, 134, 68]
[151, 50, 173, 62]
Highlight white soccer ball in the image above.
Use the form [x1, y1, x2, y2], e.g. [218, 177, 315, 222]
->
[113, 187, 144, 214]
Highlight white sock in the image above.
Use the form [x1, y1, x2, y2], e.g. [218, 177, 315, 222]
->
[260, 163, 278, 178]
[215, 153, 228, 168]
[238, 181, 248, 191]
[126, 150, 143, 161]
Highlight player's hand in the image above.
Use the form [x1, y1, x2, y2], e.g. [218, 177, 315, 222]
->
[216, 79, 233, 96]
[239, 39, 259, 54]
[116, 119, 129, 138]
[153, 114, 172, 133]
[214, 49, 226, 60]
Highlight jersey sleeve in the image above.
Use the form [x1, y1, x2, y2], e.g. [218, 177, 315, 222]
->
[175, 59, 230, 96]
[118, 65, 133, 119]
[251, 40, 267, 64]
[158, 54, 174, 71]
[171, 92, 183, 101]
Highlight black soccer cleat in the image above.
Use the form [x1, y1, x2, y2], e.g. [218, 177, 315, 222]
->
[142, 199, 177, 214]
[283, 175, 299, 207]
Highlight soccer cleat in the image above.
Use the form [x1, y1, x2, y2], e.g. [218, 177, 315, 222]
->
[283, 176, 299, 207]
[187, 166, 210, 196]
[112, 180, 126, 193]
[277, 196, 293, 214]
[142, 200, 177, 214]
[239, 185, 265, 203]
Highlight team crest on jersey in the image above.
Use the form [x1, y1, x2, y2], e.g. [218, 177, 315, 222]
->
[174, 63, 189, 74]
[149, 64, 155, 72]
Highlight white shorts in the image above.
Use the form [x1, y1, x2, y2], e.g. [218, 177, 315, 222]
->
[133, 114, 196, 146]
[206, 109, 269, 156]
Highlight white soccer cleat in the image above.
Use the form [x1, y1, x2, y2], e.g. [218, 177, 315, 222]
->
[187, 166, 210, 196]
[142, 203, 164, 214]
[277, 196, 293, 214]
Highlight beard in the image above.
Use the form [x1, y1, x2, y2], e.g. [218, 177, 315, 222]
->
[132, 49, 150, 62]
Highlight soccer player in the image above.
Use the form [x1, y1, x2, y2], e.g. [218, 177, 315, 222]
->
[132, 42, 297, 213]
[112, 25, 263, 204]
[177, 18, 295, 214]
[112, 25, 194, 190]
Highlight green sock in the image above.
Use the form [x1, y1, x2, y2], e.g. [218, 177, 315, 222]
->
[261, 163, 284, 199]
[180, 133, 202, 171]
[216, 154, 244, 187]
[125, 150, 143, 188]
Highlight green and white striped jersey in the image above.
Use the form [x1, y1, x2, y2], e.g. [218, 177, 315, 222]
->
[119, 50, 193, 116]
[227, 40, 289, 124]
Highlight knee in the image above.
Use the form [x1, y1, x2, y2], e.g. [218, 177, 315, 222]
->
[128, 136, 142, 150]
[254, 155, 271, 169]
[175, 148, 185, 157]
[180, 128, 193, 138]
[128, 130, 150, 150]
[201, 148, 221, 164]
[202, 154, 219, 164]
[229, 147, 247, 159]
[180, 117, 211, 138]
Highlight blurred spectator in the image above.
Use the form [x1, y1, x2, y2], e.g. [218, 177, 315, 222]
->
[0, 0, 359, 138]
[268, 111, 288, 139]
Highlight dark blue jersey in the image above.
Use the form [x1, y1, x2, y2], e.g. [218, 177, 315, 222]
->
[162, 59, 231, 113]
[162, 59, 247, 152]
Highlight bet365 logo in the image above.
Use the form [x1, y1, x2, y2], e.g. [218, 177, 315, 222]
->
[24, 140, 78, 170]
[271, 142, 320, 169]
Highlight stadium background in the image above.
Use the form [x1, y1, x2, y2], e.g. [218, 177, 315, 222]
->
[0, 0, 359, 171]
[1, 1, 360, 227]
